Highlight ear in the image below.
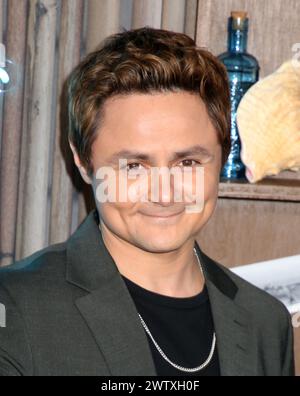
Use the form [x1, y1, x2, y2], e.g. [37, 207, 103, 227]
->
[69, 141, 92, 185]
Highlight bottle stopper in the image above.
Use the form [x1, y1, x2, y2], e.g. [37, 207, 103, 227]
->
[230, 11, 248, 30]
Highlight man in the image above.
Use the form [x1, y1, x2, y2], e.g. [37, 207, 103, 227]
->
[0, 27, 295, 376]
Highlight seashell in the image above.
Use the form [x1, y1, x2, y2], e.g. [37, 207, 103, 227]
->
[236, 60, 300, 183]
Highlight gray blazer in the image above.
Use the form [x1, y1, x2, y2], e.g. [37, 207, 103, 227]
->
[0, 209, 295, 376]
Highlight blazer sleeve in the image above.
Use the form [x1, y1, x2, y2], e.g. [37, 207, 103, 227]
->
[281, 308, 295, 377]
[0, 284, 33, 376]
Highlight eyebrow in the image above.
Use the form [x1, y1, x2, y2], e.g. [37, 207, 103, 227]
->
[107, 145, 214, 163]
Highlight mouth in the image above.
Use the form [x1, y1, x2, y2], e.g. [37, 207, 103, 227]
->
[144, 213, 182, 218]
[139, 209, 184, 219]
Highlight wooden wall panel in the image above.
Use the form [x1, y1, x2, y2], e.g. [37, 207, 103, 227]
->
[294, 327, 300, 377]
[15, 0, 58, 260]
[162, 0, 186, 32]
[196, 0, 300, 78]
[132, 0, 163, 29]
[85, 0, 121, 53]
[49, 0, 84, 245]
[0, 0, 4, 40]
[184, 0, 198, 39]
[0, 0, 27, 266]
[0, 0, 6, 156]
[197, 197, 300, 267]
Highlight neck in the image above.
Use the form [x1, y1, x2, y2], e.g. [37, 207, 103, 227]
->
[99, 220, 205, 298]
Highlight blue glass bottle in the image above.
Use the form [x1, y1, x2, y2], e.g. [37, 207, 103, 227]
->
[218, 11, 259, 180]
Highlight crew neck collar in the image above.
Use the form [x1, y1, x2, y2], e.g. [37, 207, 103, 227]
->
[121, 273, 209, 309]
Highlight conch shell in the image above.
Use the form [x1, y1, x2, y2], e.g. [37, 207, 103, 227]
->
[236, 60, 300, 183]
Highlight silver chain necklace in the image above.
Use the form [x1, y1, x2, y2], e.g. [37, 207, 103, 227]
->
[137, 247, 217, 373]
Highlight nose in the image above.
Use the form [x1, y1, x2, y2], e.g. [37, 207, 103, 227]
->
[149, 167, 176, 206]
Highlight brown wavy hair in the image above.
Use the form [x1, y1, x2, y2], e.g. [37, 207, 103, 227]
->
[67, 26, 231, 175]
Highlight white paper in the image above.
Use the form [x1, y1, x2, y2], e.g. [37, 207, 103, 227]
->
[231, 254, 300, 314]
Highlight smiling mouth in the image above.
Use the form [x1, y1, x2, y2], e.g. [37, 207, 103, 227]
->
[140, 210, 184, 218]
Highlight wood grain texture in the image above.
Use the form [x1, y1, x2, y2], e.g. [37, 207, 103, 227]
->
[132, 0, 163, 29]
[78, 0, 125, 227]
[15, 0, 58, 260]
[0, 0, 27, 266]
[184, 0, 198, 40]
[196, 0, 300, 78]
[86, 0, 121, 53]
[197, 197, 300, 267]
[0, 0, 6, 157]
[162, 0, 186, 32]
[294, 326, 300, 377]
[219, 178, 300, 202]
[0, 0, 5, 42]
[49, 0, 84, 246]
[270, 170, 300, 181]
[0, 0, 4, 38]
[120, 0, 133, 30]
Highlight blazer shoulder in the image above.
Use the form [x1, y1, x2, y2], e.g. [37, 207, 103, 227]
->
[0, 242, 67, 292]
[199, 246, 290, 320]
[218, 261, 291, 323]
[215, 262, 295, 376]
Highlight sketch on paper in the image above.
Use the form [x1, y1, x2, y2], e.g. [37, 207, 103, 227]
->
[231, 254, 300, 314]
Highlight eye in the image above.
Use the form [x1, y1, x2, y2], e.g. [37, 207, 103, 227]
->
[127, 162, 143, 171]
[125, 163, 148, 176]
[179, 159, 201, 167]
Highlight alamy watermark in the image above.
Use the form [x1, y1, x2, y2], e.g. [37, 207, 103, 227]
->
[0, 303, 5, 328]
[94, 159, 205, 214]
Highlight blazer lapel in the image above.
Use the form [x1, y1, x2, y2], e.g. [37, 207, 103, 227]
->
[66, 210, 157, 376]
[195, 243, 258, 376]
[205, 279, 258, 376]
[75, 278, 157, 376]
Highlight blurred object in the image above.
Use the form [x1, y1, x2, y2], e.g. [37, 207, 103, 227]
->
[0, 42, 18, 94]
[237, 60, 300, 183]
[218, 11, 259, 180]
[0, 43, 6, 67]
[0, 43, 9, 82]
[232, 254, 300, 314]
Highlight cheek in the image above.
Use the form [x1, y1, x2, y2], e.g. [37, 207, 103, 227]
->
[96, 202, 133, 239]
[201, 167, 219, 223]
[204, 167, 219, 202]
[187, 166, 219, 222]
[180, 166, 219, 205]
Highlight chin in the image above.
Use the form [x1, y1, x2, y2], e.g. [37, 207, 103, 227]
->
[133, 233, 188, 254]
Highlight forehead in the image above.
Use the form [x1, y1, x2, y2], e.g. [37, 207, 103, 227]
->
[92, 92, 219, 155]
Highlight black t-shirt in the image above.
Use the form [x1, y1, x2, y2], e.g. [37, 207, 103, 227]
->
[121, 275, 221, 376]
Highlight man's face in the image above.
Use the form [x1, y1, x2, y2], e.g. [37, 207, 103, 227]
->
[90, 91, 222, 253]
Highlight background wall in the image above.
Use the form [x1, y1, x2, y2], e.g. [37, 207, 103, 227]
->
[0, 0, 299, 374]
